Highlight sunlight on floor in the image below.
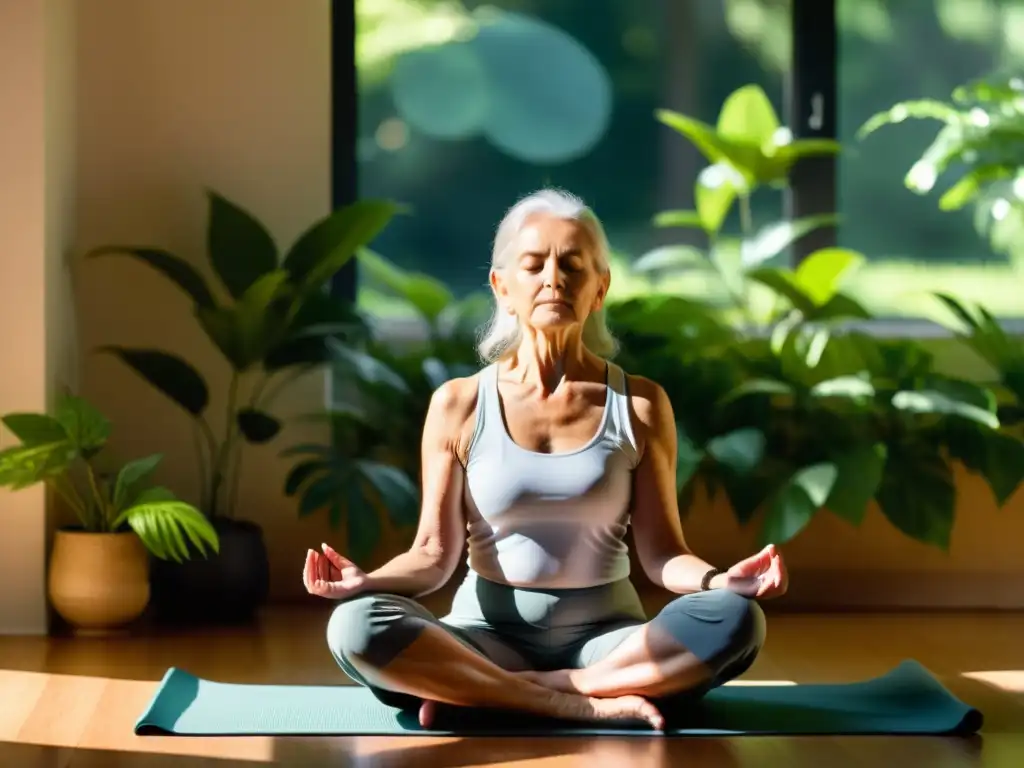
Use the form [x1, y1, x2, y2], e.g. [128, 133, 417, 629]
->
[961, 671, 1024, 694]
[0, 670, 276, 762]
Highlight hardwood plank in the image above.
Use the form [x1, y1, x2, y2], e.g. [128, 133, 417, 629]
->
[1, 606, 1021, 767]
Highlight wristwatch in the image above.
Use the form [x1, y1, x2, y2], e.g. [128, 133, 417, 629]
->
[701, 567, 725, 591]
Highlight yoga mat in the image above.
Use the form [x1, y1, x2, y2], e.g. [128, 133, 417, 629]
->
[134, 659, 982, 737]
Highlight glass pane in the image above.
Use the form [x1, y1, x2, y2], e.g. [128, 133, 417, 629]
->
[356, 0, 792, 318]
[838, 0, 1024, 319]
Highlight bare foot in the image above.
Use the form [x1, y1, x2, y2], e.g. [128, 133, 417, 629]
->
[562, 693, 665, 730]
[513, 669, 576, 693]
[417, 690, 663, 731]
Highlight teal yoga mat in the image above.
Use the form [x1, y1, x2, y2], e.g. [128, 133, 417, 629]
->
[134, 660, 982, 737]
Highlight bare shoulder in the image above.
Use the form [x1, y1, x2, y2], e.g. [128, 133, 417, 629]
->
[623, 373, 675, 449]
[425, 372, 483, 461]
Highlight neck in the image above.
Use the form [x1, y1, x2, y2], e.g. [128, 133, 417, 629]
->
[508, 330, 589, 394]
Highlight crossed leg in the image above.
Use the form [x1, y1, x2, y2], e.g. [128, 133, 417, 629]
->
[326, 592, 664, 728]
[520, 588, 766, 703]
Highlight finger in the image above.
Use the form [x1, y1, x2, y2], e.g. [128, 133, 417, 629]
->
[731, 549, 771, 578]
[303, 550, 315, 591]
[318, 551, 329, 582]
[322, 542, 352, 570]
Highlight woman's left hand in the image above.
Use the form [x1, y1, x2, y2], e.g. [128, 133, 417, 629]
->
[723, 544, 788, 599]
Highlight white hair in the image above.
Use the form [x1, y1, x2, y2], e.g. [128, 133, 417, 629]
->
[476, 188, 618, 363]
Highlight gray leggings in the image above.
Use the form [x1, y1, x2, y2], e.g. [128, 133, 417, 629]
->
[327, 571, 766, 710]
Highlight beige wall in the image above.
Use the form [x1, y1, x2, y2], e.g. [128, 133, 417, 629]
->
[0, 0, 77, 635]
[2, 2, 1022, 636]
[73, 0, 342, 607]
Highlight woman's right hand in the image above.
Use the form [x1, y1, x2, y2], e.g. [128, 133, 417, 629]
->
[303, 543, 368, 600]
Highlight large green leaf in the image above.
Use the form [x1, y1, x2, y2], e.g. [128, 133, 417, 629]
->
[706, 428, 766, 475]
[357, 249, 453, 322]
[112, 454, 163, 510]
[55, 396, 111, 457]
[0, 441, 76, 489]
[717, 84, 780, 148]
[85, 246, 216, 309]
[114, 489, 219, 562]
[944, 420, 1024, 506]
[792, 248, 865, 306]
[824, 443, 887, 526]
[809, 375, 876, 401]
[632, 245, 708, 275]
[298, 474, 344, 517]
[102, 347, 209, 417]
[233, 269, 294, 367]
[328, 338, 410, 394]
[357, 460, 419, 527]
[740, 214, 840, 269]
[695, 164, 740, 234]
[283, 459, 329, 496]
[718, 378, 794, 406]
[745, 268, 816, 314]
[652, 210, 704, 229]
[196, 307, 249, 371]
[282, 200, 401, 289]
[236, 408, 282, 444]
[856, 99, 961, 140]
[206, 191, 279, 299]
[761, 463, 837, 545]
[655, 109, 755, 171]
[891, 389, 999, 429]
[675, 424, 705, 496]
[876, 442, 956, 550]
[1, 414, 67, 446]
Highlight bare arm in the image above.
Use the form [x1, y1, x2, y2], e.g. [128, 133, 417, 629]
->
[360, 377, 477, 598]
[627, 377, 726, 594]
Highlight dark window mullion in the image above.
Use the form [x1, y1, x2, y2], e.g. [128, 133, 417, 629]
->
[785, 0, 838, 262]
[330, 0, 358, 302]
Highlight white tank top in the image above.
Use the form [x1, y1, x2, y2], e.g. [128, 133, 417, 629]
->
[461, 362, 640, 589]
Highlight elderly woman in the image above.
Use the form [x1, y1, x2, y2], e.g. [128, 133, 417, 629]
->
[302, 189, 788, 730]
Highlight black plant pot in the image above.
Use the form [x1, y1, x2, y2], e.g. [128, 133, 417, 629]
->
[149, 517, 270, 625]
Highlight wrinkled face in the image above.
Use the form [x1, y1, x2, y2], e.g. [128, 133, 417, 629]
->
[491, 214, 609, 334]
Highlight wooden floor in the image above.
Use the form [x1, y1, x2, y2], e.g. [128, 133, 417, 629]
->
[1, 596, 1023, 767]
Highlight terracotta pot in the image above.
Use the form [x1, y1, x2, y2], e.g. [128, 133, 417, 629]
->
[48, 528, 150, 634]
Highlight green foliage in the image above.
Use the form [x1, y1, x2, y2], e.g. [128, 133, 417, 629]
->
[0, 395, 218, 561]
[655, 84, 839, 238]
[85, 190, 399, 519]
[607, 82, 1024, 550]
[281, 251, 488, 563]
[857, 71, 1024, 259]
[611, 293, 1021, 550]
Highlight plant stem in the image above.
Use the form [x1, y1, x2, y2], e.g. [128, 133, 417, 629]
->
[84, 461, 109, 531]
[226, 437, 244, 526]
[191, 422, 209, 511]
[197, 416, 219, 515]
[256, 366, 310, 411]
[739, 194, 753, 236]
[51, 476, 91, 529]
[209, 372, 241, 519]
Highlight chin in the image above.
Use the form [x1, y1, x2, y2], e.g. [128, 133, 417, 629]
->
[532, 305, 577, 324]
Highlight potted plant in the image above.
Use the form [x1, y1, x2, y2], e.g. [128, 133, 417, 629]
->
[85, 189, 399, 623]
[0, 394, 217, 634]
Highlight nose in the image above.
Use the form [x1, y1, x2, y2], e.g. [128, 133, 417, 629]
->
[542, 256, 565, 289]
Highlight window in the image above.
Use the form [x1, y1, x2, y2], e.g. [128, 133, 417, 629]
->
[838, 0, 1024, 320]
[351, 0, 792, 317]
[340, 0, 1023, 324]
